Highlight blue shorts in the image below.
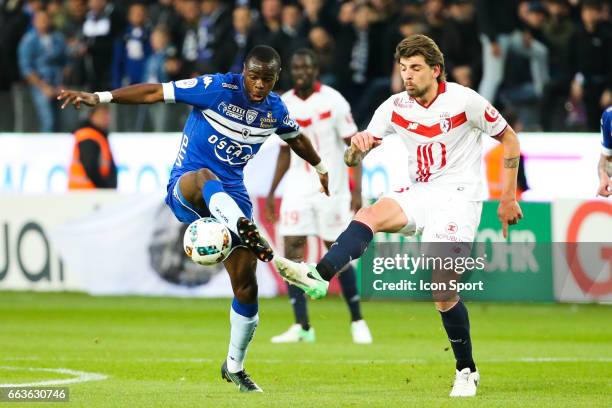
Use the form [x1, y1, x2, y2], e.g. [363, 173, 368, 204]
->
[165, 176, 253, 248]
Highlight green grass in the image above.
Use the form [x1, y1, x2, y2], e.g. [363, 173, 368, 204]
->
[0, 292, 610, 407]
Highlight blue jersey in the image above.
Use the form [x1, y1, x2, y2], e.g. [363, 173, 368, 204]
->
[602, 106, 612, 156]
[163, 73, 301, 187]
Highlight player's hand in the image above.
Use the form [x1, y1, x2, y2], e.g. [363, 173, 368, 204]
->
[497, 198, 523, 239]
[57, 89, 99, 110]
[350, 131, 382, 153]
[264, 194, 277, 223]
[597, 175, 612, 197]
[351, 190, 362, 212]
[319, 172, 330, 196]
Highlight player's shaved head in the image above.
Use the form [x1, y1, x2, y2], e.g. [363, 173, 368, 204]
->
[242, 46, 281, 102]
[245, 45, 281, 73]
[291, 48, 318, 69]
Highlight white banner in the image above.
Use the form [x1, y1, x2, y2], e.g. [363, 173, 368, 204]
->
[0, 192, 123, 290]
[0, 132, 602, 200]
[49, 193, 279, 297]
[552, 199, 612, 302]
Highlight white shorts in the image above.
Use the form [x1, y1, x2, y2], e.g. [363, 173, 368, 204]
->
[278, 193, 352, 242]
[384, 183, 483, 243]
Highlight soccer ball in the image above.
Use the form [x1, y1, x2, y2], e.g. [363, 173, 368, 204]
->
[183, 218, 232, 265]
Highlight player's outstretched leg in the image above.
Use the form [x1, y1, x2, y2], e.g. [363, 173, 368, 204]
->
[274, 198, 408, 298]
[221, 249, 263, 393]
[338, 264, 372, 344]
[438, 299, 479, 397]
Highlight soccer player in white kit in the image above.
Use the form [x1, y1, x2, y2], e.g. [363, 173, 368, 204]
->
[265, 49, 372, 344]
[273, 34, 523, 396]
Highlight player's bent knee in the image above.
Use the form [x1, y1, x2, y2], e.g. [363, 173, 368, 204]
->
[194, 168, 219, 187]
[354, 207, 378, 232]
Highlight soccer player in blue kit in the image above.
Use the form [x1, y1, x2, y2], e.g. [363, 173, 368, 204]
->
[597, 106, 612, 197]
[58, 46, 329, 393]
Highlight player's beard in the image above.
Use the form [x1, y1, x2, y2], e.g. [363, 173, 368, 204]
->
[405, 82, 430, 99]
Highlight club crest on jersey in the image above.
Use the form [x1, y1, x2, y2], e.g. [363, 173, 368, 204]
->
[439, 113, 452, 133]
[245, 109, 258, 125]
[484, 105, 500, 123]
[241, 128, 251, 139]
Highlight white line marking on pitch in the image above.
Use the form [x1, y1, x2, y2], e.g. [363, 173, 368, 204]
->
[0, 366, 108, 387]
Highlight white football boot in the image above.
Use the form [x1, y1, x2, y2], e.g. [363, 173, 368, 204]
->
[351, 320, 373, 344]
[271, 324, 315, 343]
[450, 367, 480, 397]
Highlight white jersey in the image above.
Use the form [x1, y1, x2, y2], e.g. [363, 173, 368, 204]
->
[281, 83, 358, 196]
[367, 82, 508, 200]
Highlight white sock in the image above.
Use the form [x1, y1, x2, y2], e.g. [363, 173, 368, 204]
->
[208, 191, 246, 235]
[226, 308, 258, 373]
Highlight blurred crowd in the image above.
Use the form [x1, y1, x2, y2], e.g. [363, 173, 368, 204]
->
[0, 0, 610, 133]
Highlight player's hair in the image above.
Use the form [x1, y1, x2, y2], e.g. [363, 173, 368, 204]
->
[245, 46, 282, 70]
[291, 48, 319, 68]
[394, 34, 446, 82]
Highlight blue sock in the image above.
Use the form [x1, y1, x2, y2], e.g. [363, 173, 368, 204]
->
[317, 221, 373, 281]
[440, 300, 476, 372]
[202, 180, 245, 234]
[231, 297, 258, 317]
[338, 264, 362, 322]
[288, 283, 309, 330]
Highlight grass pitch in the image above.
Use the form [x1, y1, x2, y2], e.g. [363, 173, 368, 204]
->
[0, 292, 610, 407]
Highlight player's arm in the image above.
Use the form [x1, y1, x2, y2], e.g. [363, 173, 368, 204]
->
[57, 83, 164, 109]
[344, 131, 382, 167]
[265, 145, 291, 222]
[285, 134, 329, 196]
[492, 126, 524, 238]
[597, 153, 612, 197]
[344, 137, 363, 211]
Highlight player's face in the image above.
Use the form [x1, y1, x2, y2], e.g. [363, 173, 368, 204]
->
[290, 55, 318, 91]
[398, 55, 440, 98]
[243, 59, 279, 103]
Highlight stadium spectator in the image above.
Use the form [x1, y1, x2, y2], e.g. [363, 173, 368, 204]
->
[148, 0, 183, 48]
[476, 0, 522, 93]
[112, 2, 151, 89]
[271, 2, 308, 90]
[0, 0, 30, 132]
[308, 25, 336, 85]
[216, 6, 256, 73]
[423, 0, 447, 46]
[68, 104, 117, 189]
[568, 0, 612, 131]
[82, 0, 124, 90]
[497, 1, 551, 128]
[252, 0, 282, 45]
[141, 25, 179, 131]
[540, 0, 576, 131]
[18, 9, 67, 132]
[176, 0, 201, 77]
[439, 0, 481, 89]
[193, 0, 232, 74]
[333, 2, 386, 122]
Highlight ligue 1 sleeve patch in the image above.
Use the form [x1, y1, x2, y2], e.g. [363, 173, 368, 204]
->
[175, 78, 198, 89]
[484, 105, 500, 123]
